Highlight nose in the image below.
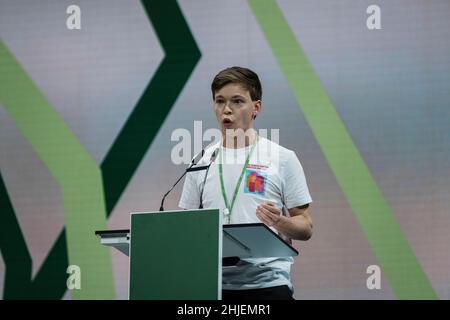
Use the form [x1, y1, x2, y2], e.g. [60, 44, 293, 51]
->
[223, 103, 232, 114]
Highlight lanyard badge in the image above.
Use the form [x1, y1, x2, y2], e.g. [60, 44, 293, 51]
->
[218, 136, 259, 223]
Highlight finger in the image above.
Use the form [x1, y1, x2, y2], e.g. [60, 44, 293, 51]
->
[260, 203, 280, 215]
[256, 210, 273, 226]
[257, 206, 278, 223]
[256, 208, 274, 225]
[258, 205, 276, 219]
[262, 201, 275, 207]
[259, 205, 283, 226]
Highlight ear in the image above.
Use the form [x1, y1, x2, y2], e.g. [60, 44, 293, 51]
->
[253, 100, 262, 120]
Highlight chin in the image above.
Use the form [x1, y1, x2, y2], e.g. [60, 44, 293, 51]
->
[222, 126, 236, 131]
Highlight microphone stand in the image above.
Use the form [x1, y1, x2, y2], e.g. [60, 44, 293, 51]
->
[159, 149, 204, 211]
[199, 148, 219, 209]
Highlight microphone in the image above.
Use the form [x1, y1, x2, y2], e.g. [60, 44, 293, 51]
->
[159, 149, 205, 211]
[199, 148, 219, 209]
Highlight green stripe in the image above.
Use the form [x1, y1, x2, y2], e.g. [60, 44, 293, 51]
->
[248, 0, 437, 299]
[0, 41, 114, 299]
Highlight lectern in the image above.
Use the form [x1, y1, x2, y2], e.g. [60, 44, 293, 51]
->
[95, 209, 298, 300]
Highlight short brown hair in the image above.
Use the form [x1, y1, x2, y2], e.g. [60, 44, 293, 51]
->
[211, 66, 262, 101]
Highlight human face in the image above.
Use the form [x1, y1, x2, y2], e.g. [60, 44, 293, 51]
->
[213, 83, 261, 133]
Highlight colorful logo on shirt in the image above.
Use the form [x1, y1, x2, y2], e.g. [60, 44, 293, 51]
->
[244, 170, 267, 195]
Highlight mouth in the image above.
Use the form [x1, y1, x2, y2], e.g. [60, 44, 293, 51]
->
[222, 118, 233, 127]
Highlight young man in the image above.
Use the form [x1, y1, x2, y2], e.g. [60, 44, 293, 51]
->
[179, 66, 313, 300]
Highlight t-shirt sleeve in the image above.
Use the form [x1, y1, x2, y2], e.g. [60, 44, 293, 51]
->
[280, 150, 313, 209]
[178, 170, 201, 209]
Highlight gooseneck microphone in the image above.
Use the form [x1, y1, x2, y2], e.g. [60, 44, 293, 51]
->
[199, 148, 219, 209]
[159, 149, 205, 211]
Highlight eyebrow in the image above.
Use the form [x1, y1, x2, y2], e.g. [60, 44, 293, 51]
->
[215, 94, 246, 99]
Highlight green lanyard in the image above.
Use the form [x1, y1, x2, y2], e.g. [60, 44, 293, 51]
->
[218, 136, 259, 223]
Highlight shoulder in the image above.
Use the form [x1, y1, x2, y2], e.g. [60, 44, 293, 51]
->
[257, 137, 296, 163]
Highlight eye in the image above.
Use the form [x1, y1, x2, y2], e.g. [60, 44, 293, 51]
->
[215, 98, 224, 104]
[233, 99, 244, 104]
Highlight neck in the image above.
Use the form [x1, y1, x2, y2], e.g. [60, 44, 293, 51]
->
[222, 128, 257, 149]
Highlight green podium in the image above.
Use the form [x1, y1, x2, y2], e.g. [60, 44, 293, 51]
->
[95, 208, 298, 300]
[129, 209, 222, 299]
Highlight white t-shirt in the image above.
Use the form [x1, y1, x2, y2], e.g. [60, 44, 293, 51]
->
[178, 136, 312, 291]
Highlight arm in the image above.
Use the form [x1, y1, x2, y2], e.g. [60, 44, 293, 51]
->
[256, 202, 313, 241]
[178, 170, 201, 210]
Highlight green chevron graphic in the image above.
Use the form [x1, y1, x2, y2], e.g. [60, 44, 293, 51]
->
[0, 41, 114, 299]
[0, 172, 33, 298]
[101, 0, 201, 214]
[248, 0, 438, 299]
[0, 0, 200, 299]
